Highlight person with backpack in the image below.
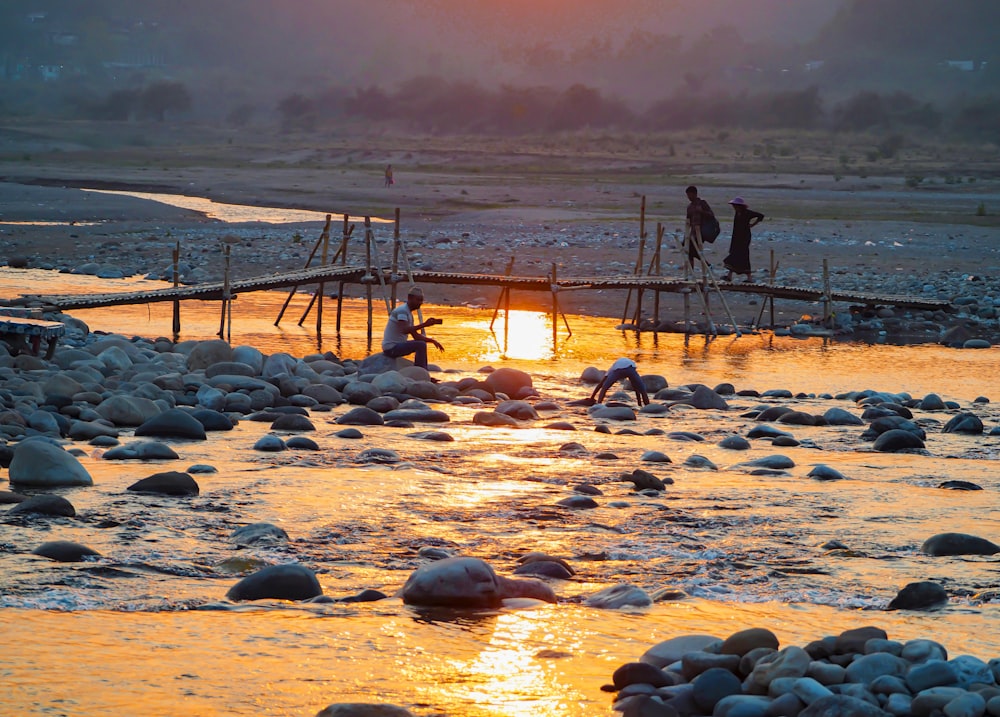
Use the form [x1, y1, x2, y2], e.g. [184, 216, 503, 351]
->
[685, 185, 719, 269]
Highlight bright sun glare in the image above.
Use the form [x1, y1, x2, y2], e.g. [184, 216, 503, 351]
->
[469, 309, 555, 362]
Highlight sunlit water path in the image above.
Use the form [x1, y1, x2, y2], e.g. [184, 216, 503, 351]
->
[2, 268, 1000, 716]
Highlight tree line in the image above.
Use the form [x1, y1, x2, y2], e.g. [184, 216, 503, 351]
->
[269, 79, 1000, 142]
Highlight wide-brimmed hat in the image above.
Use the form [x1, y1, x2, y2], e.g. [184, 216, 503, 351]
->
[728, 197, 748, 206]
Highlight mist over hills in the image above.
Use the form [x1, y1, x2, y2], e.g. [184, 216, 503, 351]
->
[1, 0, 998, 137]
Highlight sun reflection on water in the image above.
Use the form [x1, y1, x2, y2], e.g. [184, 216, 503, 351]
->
[471, 310, 556, 362]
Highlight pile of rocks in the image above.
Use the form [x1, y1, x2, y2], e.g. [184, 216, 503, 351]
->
[608, 626, 1000, 717]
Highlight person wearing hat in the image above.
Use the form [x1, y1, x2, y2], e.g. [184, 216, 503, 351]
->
[381, 286, 443, 370]
[721, 197, 764, 282]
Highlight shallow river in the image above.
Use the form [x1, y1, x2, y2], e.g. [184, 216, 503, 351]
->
[2, 269, 1000, 717]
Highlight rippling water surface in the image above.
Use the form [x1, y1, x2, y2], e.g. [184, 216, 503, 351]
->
[2, 268, 1000, 716]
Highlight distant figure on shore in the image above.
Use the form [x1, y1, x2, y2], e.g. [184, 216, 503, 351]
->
[590, 357, 649, 406]
[384, 164, 394, 188]
[684, 185, 717, 269]
[381, 286, 443, 370]
[721, 197, 764, 283]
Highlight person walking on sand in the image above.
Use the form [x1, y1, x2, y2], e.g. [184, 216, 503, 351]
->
[590, 357, 649, 406]
[685, 185, 717, 269]
[384, 164, 394, 188]
[381, 287, 443, 370]
[721, 197, 764, 282]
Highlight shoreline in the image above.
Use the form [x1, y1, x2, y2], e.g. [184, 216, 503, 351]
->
[2, 165, 1000, 345]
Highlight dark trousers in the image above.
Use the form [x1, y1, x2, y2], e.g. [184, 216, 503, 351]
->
[595, 366, 649, 405]
[383, 340, 428, 369]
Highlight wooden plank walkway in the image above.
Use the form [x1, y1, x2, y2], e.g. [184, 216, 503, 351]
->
[5, 263, 951, 313]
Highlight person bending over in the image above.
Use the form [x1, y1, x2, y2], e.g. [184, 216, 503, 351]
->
[590, 357, 649, 406]
[381, 287, 443, 370]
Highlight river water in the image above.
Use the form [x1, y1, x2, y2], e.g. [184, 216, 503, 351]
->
[3, 244, 1000, 713]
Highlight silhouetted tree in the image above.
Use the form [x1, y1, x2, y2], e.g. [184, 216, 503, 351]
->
[138, 81, 192, 122]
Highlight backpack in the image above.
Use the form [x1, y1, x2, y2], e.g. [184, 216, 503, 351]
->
[700, 202, 721, 243]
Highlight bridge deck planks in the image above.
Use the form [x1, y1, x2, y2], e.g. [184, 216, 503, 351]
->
[8, 264, 951, 313]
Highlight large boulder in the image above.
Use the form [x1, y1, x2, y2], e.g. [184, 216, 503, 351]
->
[127, 471, 200, 496]
[135, 408, 208, 440]
[484, 367, 532, 398]
[226, 563, 322, 601]
[95, 395, 163, 427]
[187, 340, 233, 370]
[400, 557, 555, 608]
[9, 437, 93, 487]
[921, 532, 1000, 556]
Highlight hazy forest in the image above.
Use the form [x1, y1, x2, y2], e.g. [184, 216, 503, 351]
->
[1, 0, 999, 142]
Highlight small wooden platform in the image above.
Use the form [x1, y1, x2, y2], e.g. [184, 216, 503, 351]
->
[0, 314, 65, 358]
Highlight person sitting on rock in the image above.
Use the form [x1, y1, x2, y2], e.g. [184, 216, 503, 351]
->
[590, 357, 649, 406]
[381, 286, 443, 370]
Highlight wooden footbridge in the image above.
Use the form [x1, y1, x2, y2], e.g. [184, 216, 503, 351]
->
[2, 204, 952, 343]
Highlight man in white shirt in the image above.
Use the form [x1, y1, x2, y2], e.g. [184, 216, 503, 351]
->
[381, 287, 443, 370]
[590, 357, 649, 406]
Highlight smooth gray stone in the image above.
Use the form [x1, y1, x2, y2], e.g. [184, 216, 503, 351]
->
[641, 635, 723, 669]
[226, 563, 322, 601]
[906, 660, 959, 692]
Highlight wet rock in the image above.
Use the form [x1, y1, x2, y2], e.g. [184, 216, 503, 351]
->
[127, 470, 200, 496]
[135, 408, 208, 440]
[921, 532, 1000, 556]
[808, 464, 846, 481]
[336, 406, 384, 426]
[102, 440, 180, 460]
[315, 704, 414, 717]
[231, 522, 289, 545]
[942, 413, 984, 434]
[253, 434, 286, 452]
[719, 435, 751, 450]
[887, 581, 948, 611]
[484, 367, 532, 398]
[585, 584, 653, 609]
[32, 540, 101, 562]
[9, 493, 76, 517]
[226, 563, 323, 601]
[872, 429, 925, 452]
[9, 437, 93, 487]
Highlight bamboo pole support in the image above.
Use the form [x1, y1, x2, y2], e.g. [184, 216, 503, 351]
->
[550, 263, 559, 347]
[652, 223, 664, 327]
[218, 243, 231, 339]
[365, 216, 374, 345]
[316, 214, 332, 336]
[822, 258, 832, 326]
[489, 255, 515, 331]
[171, 241, 181, 338]
[277, 215, 330, 326]
[391, 208, 401, 308]
[336, 214, 350, 333]
[770, 250, 777, 328]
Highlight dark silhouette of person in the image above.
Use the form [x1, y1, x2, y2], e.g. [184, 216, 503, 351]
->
[722, 197, 764, 282]
[384, 164, 394, 187]
[590, 357, 649, 406]
[685, 185, 715, 269]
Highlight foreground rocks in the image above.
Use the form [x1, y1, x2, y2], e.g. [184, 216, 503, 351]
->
[609, 626, 1000, 717]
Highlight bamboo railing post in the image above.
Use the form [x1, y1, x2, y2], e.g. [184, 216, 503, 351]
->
[316, 214, 332, 336]
[336, 214, 350, 333]
[365, 216, 374, 346]
[490, 255, 515, 331]
[550, 262, 559, 347]
[172, 241, 181, 338]
[653, 223, 664, 327]
[277, 214, 330, 326]
[822, 258, 832, 326]
[218, 243, 231, 339]
[770, 250, 777, 328]
[391, 208, 401, 308]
